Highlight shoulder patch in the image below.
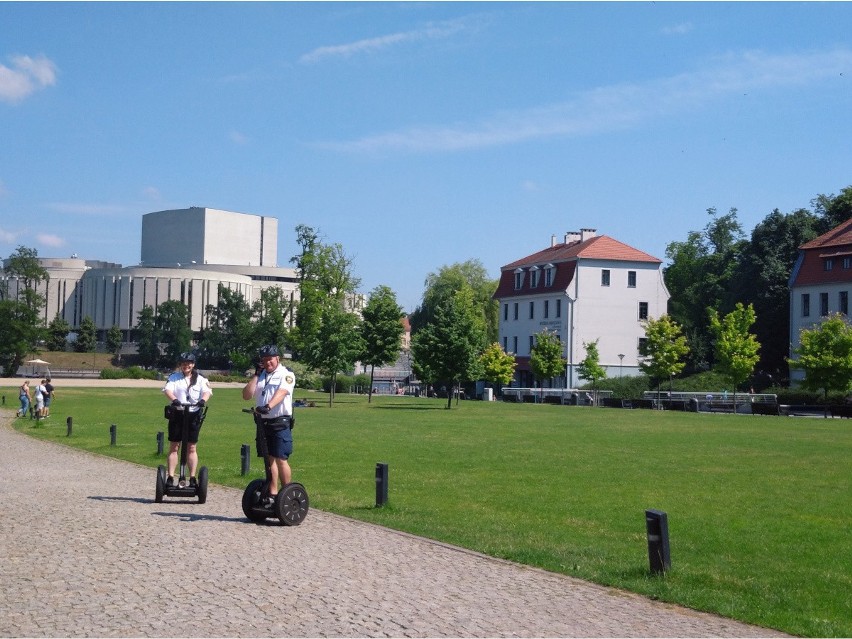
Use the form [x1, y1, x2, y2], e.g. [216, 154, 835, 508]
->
[285, 375, 295, 384]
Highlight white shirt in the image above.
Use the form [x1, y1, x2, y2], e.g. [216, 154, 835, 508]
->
[163, 371, 212, 412]
[255, 364, 295, 418]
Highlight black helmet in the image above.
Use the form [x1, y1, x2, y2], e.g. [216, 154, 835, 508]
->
[258, 344, 280, 358]
[179, 352, 196, 363]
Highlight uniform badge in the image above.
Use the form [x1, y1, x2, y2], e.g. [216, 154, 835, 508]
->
[285, 375, 295, 384]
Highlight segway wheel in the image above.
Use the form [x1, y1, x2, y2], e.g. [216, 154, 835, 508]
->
[155, 465, 166, 503]
[197, 466, 209, 504]
[275, 482, 309, 526]
[241, 479, 267, 522]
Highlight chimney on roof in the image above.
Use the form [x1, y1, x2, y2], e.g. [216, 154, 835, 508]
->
[551, 234, 557, 247]
[565, 231, 580, 244]
[580, 228, 597, 242]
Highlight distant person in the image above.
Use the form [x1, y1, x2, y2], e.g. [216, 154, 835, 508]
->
[34, 380, 46, 420]
[43, 378, 55, 417]
[162, 352, 212, 488]
[242, 344, 295, 507]
[17, 380, 31, 418]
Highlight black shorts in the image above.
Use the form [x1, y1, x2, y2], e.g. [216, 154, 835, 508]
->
[255, 417, 293, 459]
[167, 411, 203, 443]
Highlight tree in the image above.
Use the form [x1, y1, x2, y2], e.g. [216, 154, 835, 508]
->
[811, 185, 852, 233]
[252, 287, 294, 358]
[156, 300, 192, 365]
[46, 315, 71, 351]
[135, 305, 161, 368]
[576, 339, 607, 405]
[639, 315, 690, 406]
[106, 325, 123, 362]
[304, 301, 364, 407]
[479, 342, 516, 397]
[529, 329, 566, 401]
[790, 313, 852, 412]
[410, 260, 499, 345]
[0, 246, 48, 376]
[74, 316, 97, 353]
[411, 288, 485, 409]
[359, 285, 405, 403]
[199, 286, 254, 371]
[708, 302, 761, 409]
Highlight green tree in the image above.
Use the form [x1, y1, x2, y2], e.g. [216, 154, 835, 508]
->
[46, 315, 71, 351]
[74, 316, 97, 353]
[156, 300, 192, 365]
[812, 185, 852, 233]
[304, 301, 364, 407]
[576, 339, 607, 405]
[529, 329, 566, 401]
[790, 313, 852, 411]
[252, 287, 294, 358]
[106, 324, 123, 362]
[411, 288, 485, 409]
[0, 246, 48, 376]
[410, 260, 499, 345]
[198, 286, 254, 371]
[479, 342, 517, 397]
[134, 305, 161, 368]
[359, 285, 405, 403]
[639, 315, 690, 405]
[708, 302, 761, 409]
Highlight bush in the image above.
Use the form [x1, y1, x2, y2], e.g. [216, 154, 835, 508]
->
[100, 366, 159, 380]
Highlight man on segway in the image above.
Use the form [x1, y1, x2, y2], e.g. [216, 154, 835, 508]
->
[242, 344, 295, 508]
[162, 352, 212, 489]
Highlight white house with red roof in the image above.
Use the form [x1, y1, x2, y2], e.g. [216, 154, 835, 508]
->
[493, 229, 670, 388]
[788, 218, 852, 383]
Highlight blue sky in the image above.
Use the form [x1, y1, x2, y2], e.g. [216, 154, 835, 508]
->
[2, 2, 851, 312]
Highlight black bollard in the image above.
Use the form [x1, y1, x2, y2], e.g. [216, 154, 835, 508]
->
[375, 462, 389, 507]
[66, 416, 72, 437]
[2, 395, 5, 405]
[156, 431, 164, 456]
[645, 509, 671, 574]
[241, 444, 251, 475]
[110, 424, 116, 446]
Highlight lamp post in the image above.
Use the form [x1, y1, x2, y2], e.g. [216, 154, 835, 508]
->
[618, 353, 625, 378]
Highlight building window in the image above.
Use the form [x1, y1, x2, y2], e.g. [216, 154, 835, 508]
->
[544, 264, 554, 287]
[529, 335, 534, 353]
[503, 304, 508, 321]
[544, 300, 549, 318]
[841, 291, 848, 315]
[514, 269, 524, 290]
[529, 301, 535, 319]
[513, 336, 518, 353]
[638, 301, 649, 320]
[530, 266, 540, 289]
[820, 292, 829, 316]
[844, 257, 851, 269]
[824, 259, 834, 271]
[638, 337, 648, 353]
[503, 337, 508, 351]
[601, 269, 610, 286]
[802, 293, 810, 317]
[627, 271, 636, 288]
[513, 302, 519, 320]
[556, 298, 562, 318]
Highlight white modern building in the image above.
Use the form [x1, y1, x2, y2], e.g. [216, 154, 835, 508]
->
[2, 207, 299, 339]
[788, 218, 852, 383]
[493, 229, 670, 388]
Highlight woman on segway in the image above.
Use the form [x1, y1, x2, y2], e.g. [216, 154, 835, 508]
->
[162, 352, 212, 488]
[242, 344, 295, 508]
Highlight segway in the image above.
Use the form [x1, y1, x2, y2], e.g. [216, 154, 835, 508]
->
[241, 408, 309, 525]
[155, 402, 209, 504]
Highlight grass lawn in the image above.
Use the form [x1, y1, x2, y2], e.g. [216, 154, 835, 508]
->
[6, 388, 851, 637]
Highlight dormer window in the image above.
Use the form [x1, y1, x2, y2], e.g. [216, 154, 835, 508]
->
[544, 263, 555, 287]
[530, 265, 540, 289]
[514, 268, 525, 290]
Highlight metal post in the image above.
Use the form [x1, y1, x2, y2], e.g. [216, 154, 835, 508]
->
[241, 444, 251, 475]
[110, 424, 116, 446]
[156, 431, 164, 455]
[645, 509, 671, 574]
[375, 462, 389, 507]
[66, 416, 72, 437]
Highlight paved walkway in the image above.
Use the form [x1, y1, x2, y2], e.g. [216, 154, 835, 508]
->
[0, 412, 786, 638]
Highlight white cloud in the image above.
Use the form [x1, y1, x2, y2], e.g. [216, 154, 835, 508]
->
[0, 54, 57, 104]
[37, 233, 65, 248]
[299, 18, 470, 64]
[317, 47, 852, 154]
[662, 22, 694, 35]
[143, 186, 161, 200]
[229, 130, 250, 145]
[0, 226, 19, 244]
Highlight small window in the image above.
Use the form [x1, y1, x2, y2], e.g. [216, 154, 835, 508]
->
[820, 292, 829, 316]
[512, 336, 518, 353]
[841, 291, 848, 315]
[638, 337, 648, 354]
[544, 300, 549, 319]
[824, 259, 834, 271]
[555, 298, 562, 318]
[844, 257, 851, 269]
[638, 301, 649, 320]
[530, 266, 540, 289]
[544, 265, 554, 287]
[802, 293, 810, 317]
[529, 301, 535, 319]
[627, 271, 636, 288]
[529, 335, 534, 353]
[514, 269, 524, 290]
[513, 303, 519, 320]
[601, 269, 610, 286]
[503, 337, 508, 351]
[503, 304, 508, 321]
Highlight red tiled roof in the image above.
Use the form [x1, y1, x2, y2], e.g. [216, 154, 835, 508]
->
[493, 235, 661, 300]
[799, 218, 852, 250]
[792, 218, 852, 286]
